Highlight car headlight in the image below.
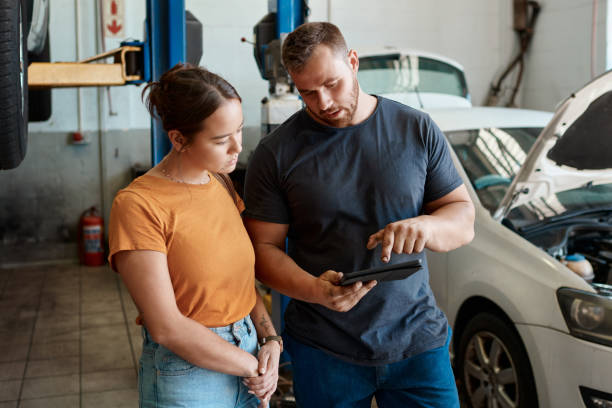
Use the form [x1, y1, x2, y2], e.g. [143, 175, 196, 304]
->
[557, 287, 612, 347]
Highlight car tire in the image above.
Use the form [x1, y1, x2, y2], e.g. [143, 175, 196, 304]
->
[456, 312, 538, 408]
[0, 0, 28, 170]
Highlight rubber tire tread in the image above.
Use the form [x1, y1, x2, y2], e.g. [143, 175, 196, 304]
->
[0, 0, 28, 170]
[456, 312, 539, 408]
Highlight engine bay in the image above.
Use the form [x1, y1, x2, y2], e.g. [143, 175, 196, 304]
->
[514, 222, 612, 286]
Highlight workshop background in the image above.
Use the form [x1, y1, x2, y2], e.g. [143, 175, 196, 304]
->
[1, 0, 608, 263]
[1, 0, 611, 407]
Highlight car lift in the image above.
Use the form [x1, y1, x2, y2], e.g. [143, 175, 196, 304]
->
[28, 0, 190, 165]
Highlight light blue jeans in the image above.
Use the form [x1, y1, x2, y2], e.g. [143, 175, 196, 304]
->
[139, 315, 260, 408]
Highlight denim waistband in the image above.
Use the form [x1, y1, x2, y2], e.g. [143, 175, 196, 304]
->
[208, 315, 252, 334]
[142, 315, 253, 344]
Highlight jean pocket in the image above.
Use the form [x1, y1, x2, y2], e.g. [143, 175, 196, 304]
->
[156, 347, 198, 377]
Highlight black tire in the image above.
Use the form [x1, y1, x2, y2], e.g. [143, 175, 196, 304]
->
[0, 0, 28, 170]
[456, 312, 538, 408]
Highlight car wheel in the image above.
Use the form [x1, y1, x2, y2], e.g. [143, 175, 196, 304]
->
[0, 0, 29, 170]
[457, 312, 538, 408]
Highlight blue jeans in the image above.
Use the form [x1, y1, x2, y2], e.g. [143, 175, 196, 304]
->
[284, 328, 459, 408]
[139, 315, 260, 408]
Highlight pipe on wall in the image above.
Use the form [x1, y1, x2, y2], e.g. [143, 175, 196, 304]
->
[591, 0, 598, 78]
[74, 0, 83, 134]
[95, 0, 107, 227]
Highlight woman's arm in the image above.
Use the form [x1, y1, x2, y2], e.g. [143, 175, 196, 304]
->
[250, 291, 277, 341]
[244, 291, 281, 405]
[114, 249, 259, 378]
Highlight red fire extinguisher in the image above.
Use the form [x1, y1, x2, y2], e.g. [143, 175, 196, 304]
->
[79, 206, 105, 266]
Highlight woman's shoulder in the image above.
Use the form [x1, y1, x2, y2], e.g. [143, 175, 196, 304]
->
[115, 176, 151, 200]
[112, 175, 167, 212]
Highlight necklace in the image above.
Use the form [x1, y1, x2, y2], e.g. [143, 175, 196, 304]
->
[159, 158, 210, 185]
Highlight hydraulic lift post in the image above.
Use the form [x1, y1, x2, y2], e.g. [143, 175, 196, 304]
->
[147, 0, 186, 166]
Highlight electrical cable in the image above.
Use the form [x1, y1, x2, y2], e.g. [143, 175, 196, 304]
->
[485, 1, 541, 107]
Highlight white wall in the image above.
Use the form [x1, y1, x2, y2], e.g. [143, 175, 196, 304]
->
[185, 0, 270, 161]
[522, 0, 608, 111]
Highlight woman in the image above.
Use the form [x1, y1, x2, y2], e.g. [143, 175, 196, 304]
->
[108, 63, 280, 408]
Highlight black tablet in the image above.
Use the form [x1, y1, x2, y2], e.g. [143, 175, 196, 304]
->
[338, 259, 423, 286]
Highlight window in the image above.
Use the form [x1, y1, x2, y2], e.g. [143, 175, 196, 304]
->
[447, 127, 542, 212]
[358, 54, 468, 98]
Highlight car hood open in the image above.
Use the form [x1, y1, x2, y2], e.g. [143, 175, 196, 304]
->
[495, 70, 612, 219]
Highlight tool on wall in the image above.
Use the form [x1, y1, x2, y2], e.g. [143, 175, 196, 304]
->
[485, 0, 541, 107]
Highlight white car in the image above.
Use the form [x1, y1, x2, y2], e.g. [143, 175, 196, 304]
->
[426, 70, 612, 408]
[357, 47, 472, 109]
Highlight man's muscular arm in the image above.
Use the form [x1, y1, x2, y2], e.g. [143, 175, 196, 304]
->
[245, 218, 376, 312]
[367, 185, 475, 262]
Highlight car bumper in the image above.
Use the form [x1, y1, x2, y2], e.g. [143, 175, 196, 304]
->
[516, 324, 612, 407]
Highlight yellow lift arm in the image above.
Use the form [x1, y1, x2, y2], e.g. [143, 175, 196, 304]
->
[28, 45, 143, 89]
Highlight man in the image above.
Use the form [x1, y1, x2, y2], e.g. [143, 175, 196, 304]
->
[244, 22, 474, 407]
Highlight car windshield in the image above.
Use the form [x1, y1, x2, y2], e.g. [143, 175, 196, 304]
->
[506, 183, 612, 226]
[358, 54, 468, 98]
[446, 127, 542, 212]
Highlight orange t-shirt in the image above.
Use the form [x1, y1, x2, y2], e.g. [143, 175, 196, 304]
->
[108, 174, 256, 327]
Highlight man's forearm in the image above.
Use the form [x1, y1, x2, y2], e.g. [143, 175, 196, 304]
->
[426, 201, 475, 252]
[254, 243, 319, 303]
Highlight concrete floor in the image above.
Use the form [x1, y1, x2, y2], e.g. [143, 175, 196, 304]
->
[0, 261, 466, 408]
[0, 263, 140, 407]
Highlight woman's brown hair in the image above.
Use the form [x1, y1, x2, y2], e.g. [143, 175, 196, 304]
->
[142, 63, 241, 204]
[142, 63, 241, 148]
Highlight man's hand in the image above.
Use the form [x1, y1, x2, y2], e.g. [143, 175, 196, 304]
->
[243, 342, 281, 407]
[314, 270, 377, 312]
[367, 216, 433, 263]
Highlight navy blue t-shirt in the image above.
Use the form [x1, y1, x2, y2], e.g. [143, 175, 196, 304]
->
[244, 96, 463, 365]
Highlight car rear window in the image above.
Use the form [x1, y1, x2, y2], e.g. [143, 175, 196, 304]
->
[358, 54, 468, 98]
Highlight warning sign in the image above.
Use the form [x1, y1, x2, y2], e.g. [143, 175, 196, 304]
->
[103, 0, 125, 38]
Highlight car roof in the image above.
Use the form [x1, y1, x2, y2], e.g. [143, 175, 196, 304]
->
[355, 47, 466, 72]
[425, 107, 554, 132]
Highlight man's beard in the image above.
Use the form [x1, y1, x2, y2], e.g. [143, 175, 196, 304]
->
[313, 75, 359, 127]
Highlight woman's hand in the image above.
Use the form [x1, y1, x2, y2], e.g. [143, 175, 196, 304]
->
[243, 353, 260, 378]
[243, 341, 281, 407]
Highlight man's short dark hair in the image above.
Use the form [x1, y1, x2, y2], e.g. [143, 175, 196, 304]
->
[281, 22, 349, 73]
